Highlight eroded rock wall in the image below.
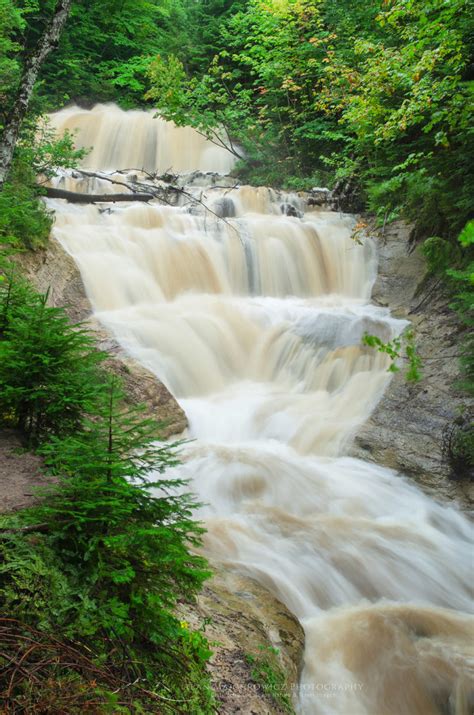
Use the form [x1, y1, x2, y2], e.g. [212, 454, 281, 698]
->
[181, 567, 304, 714]
[351, 220, 473, 508]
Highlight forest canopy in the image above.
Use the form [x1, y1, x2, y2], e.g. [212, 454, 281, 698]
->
[2, 0, 473, 240]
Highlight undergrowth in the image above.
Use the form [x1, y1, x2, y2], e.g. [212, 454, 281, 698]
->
[245, 645, 295, 714]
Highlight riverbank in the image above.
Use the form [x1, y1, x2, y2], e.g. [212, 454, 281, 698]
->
[2, 233, 305, 714]
[351, 219, 473, 508]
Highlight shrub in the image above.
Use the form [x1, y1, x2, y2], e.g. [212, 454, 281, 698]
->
[0, 273, 106, 445]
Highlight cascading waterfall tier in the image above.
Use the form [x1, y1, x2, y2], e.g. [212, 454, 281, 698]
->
[49, 104, 236, 174]
[48, 105, 474, 715]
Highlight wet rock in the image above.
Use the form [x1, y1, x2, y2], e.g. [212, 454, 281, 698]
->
[280, 202, 302, 218]
[295, 312, 392, 351]
[351, 220, 473, 508]
[308, 187, 332, 208]
[179, 171, 238, 189]
[214, 196, 236, 218]
[331, 178, 364, 212]
[17, 238, 91, 324]
[180, 566, 304, 714]
[103, 357, 187, 436]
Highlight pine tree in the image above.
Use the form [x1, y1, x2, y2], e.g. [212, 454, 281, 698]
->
[0, 273, 106, 444]
[34, 378, 210, 643]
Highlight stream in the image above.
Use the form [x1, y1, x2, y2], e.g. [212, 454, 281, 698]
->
[48, 104, 473, 715]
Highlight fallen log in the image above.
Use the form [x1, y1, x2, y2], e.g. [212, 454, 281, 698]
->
[45, 186, 155, 203]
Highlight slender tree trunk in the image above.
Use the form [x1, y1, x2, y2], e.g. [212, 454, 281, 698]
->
[0, 0, 74, 188]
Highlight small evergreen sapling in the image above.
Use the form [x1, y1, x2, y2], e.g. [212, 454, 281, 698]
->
[34, 378, 210, 645]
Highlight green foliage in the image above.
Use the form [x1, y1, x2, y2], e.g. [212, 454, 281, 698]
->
[422, 221, 473, 395]
[443, 416, 474, 481]
[0, 118, 86, 251]
[362, 328, 422, 382]
[147, 0, 473, 241]
[32, 380, 210, 639]
[458, 220, 474, 249]
[0, 520, 215, 711]
[422, 236, 460, 275]
[147, 0, 339, 180]
[21, 116, 88, 178]
[245, 645, 295, 714]
[0, 0, 24, 122]
[0, 273, 106, 445]
[10, 0, 165, 107]
[0, 159, 52, 251]
[15, 0, 246, 109]
[2, 0, 249, 110]
[0, 530, 80, 632]
[447, 228, 474, 396]
[330, 0, 474, 238]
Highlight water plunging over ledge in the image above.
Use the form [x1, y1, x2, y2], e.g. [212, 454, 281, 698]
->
[48, 105, 473, 715]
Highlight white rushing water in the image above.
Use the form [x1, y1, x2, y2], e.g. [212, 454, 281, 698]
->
[49, 106, 474, 715]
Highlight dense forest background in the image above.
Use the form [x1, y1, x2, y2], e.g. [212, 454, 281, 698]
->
[2, 0, 473, 237]
[0, 0, 473, 711]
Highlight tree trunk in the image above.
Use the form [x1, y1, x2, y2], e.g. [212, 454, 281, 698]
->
[45, 187, 155, 203]
[0, 0, 74, 188]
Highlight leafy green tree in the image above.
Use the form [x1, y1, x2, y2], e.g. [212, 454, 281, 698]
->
[19, 0, 247, 107]
[0, 119, 85, 251]
[21, 0, 171, 107]
[321, 0, 474, 237]
[0, 276, 215, 709]
[148, 0, 336, 184]
[0, 378, 214, 710]
[0, 0, 24, 123]
[149, 0, 473, 228]
[0, 0, 74, 186]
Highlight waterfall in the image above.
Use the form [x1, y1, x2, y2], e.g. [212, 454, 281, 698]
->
[48, 105, 474, 715]
[49, 104, 236, 174]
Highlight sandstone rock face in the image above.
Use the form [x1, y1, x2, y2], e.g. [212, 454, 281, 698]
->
[180, 566, 304, 714]
[16, 237, 187, 438]
[351, 220, 473, 508]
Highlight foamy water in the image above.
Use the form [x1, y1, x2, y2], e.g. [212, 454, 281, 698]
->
[49, 105, 474, 715]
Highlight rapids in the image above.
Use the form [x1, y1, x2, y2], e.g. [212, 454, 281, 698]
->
[49, 105, 473, 715]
